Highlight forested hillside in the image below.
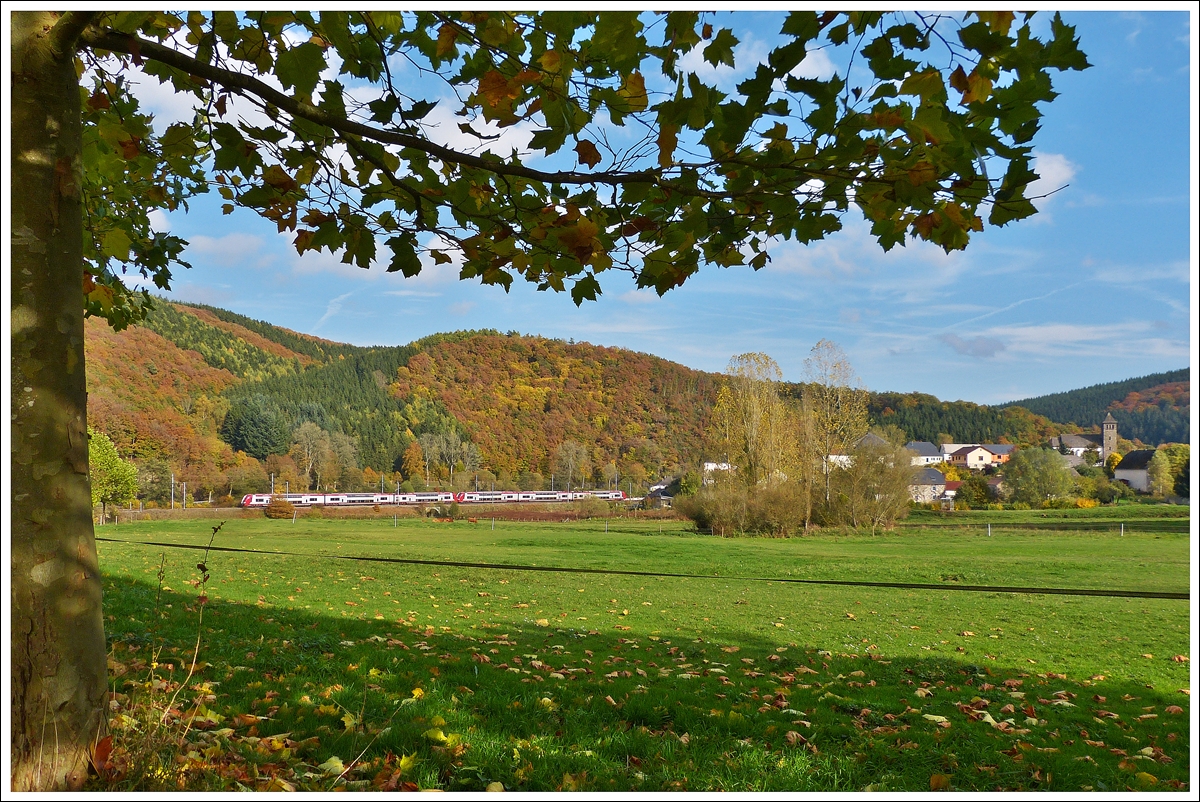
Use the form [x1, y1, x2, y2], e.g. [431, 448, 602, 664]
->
[389, 334, 721, 479]
[84, 316, 258, 502]
[85, 298, 1182, 506]
[1000, 369, 1189, 445]
[861, 391, 1062, 447]
[139, 302, 304, 381]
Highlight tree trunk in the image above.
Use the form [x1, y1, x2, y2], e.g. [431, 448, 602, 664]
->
[10, 11, 107, 791]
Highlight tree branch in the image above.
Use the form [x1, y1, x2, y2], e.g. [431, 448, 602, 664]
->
[80, 27, 663, 189]
[49, 11, 102, 59]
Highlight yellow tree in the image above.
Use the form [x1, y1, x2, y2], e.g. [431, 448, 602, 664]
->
[709, 353, 795, 488]
[803, 340, 869, 510]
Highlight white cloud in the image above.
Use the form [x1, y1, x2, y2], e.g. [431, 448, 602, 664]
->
[1028, 151, 1078, 207]
[186, 232, 275, 269]
[676, 36, 771, 92]
[792, 47, 836, 80]
[448, 301, 476, 316]
[939, 333, 1006, 358]
[973, 321, 1188, 360]
[619, 289, 662, 305]
[313, 291, 354, 331]
[761, 217, 969, 303]
[1092, 259, 1190, 285]
[418, 95, 538, 159]
[148, 209, 171, 233]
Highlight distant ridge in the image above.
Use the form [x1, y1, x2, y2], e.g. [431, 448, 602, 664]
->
[86, 298, 1190, 505]
[998, 369, 1189, 445]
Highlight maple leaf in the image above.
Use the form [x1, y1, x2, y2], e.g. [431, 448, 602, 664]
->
[574, 140, 602, 169]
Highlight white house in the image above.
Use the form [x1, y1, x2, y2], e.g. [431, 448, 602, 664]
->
[1113, 449, 1155, 492]
[828, 432, 889, 468]
[905, 441, 945, 466]
[702, 462, 735, 485]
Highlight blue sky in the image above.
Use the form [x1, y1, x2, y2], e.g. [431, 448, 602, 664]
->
[129, 11, 1194, 405]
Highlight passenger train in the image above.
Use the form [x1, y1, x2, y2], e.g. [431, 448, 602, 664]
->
[239, 489, 627, 508]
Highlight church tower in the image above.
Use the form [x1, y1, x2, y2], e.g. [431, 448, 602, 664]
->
[1102, 412, 1118, 461]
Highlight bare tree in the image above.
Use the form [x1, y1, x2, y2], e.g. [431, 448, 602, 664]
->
[803, 340, 869, 511]
[461, 442, 482, 490]
[554, 440, 590, 491]
[417, 433, 440, 487]
[290, 421, 327, 491]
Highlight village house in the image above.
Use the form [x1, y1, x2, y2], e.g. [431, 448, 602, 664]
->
[983, 444, 1015, 463]
[1113, 449, 1156, 492]
[948, 445, 997, 470]
[701, 461, 735, 485]
[905, 441, 945, 466]
[827, 432, 889, 468]
[908, 466, 947, 503]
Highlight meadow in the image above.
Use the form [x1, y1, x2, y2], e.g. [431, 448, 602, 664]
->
[93, 510, 1192, 791]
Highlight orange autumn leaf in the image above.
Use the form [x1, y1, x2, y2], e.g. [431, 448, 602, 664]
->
[575, 140, 602, 169]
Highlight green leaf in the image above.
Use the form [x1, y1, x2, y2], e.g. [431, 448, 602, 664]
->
[274, 42, 327, 98]
[703, 29, 738, 68]
[101, 228, 133, 261]
[570, 273, 602, 305]
[386, 234, 422, 276]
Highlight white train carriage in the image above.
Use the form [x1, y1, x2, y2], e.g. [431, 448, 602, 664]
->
[241, 489, 626, 508]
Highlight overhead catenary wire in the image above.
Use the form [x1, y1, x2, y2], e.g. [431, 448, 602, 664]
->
[95, 537, 1189, 601]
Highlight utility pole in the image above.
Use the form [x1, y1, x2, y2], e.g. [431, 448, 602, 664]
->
[285, 480, 289, 494]
[170, 473, 175, 510]
[182, 482, 187, 509]
[271, 473, 275, 493]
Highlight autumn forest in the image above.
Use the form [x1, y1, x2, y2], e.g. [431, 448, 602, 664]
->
[85, 300, 1189, 507]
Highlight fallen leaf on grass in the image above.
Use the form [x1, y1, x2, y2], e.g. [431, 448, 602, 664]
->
[922, 714, 949, 724]
[930, 774, 952, 791]
[1170, 655, 1189, 662]
[1164, 705, 1183, 714]
[318, 756, 346, 776]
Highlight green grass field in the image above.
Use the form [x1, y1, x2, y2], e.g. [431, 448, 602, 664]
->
[94, 511, 1192, 792]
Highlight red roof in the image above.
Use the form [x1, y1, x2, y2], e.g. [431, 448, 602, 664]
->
[944, 481, 963, 491]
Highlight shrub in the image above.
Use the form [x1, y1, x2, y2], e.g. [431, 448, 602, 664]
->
[1075, 497, 1099, 508]
[1010, 501, 1031, 510]
[576, 497, 612, 519]
[676, 483, 808, 537]
[264, 497, 295, 519]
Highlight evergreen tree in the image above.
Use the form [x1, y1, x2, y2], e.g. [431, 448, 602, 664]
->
[221, 395, 290, 460]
